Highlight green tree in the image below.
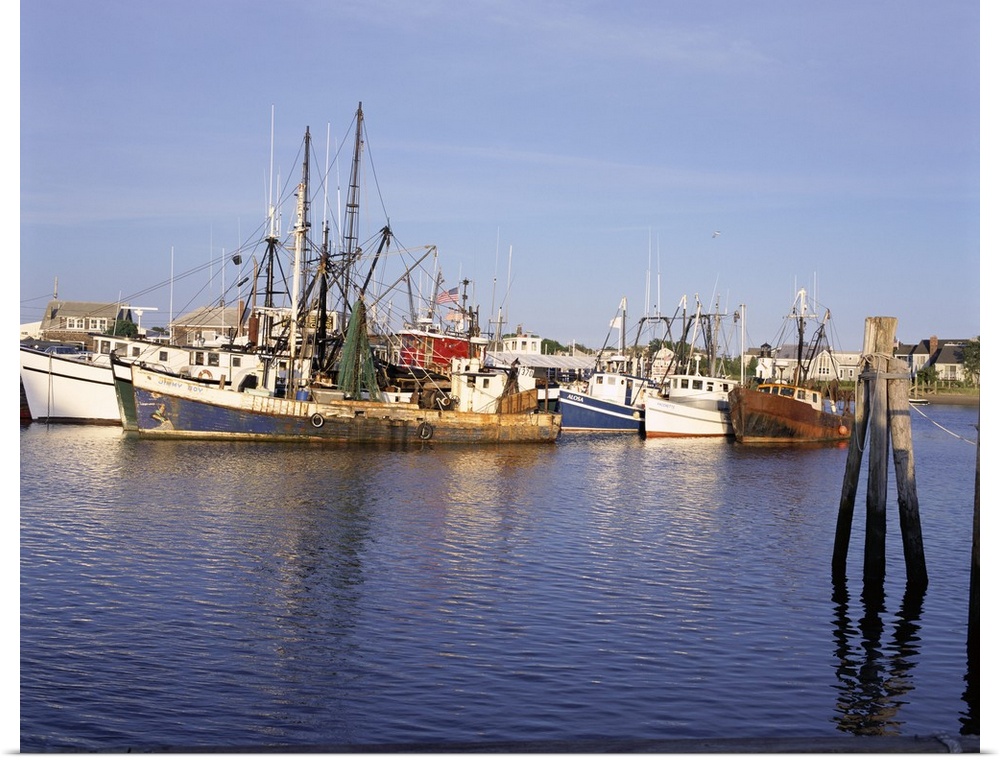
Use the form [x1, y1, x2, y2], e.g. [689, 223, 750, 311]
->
[916, 364, 938, 385]
[962, 339, 980, 386]
[107, 319, 138, 338]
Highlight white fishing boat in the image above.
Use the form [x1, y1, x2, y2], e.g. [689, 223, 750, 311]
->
[20, 337, 261, 425]
[643, 373, 737, 437]
[20, 344, 122, 424]
[642, 296, 739, 438]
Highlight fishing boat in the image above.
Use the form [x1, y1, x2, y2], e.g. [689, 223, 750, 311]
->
[642, 296, 740, 438]
[20, 337, 260, 425]
[728, 289, 853, 444]
[126, 348, 558, 444]
[118, 104, 561, 445]
[557, 298, 652, 433]
[643, 374, 737, 437]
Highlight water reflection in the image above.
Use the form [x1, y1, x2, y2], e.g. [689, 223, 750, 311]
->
[20, 417, 978, 749]
[830, 582, 927, 736]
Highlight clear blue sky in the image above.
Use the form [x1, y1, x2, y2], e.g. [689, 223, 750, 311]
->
[19, 0, 982, 351]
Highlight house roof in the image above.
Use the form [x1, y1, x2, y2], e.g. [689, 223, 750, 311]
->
[171, 304, 242, 328]
[39, 300, 130, 329]
[895, 338, 969, 365]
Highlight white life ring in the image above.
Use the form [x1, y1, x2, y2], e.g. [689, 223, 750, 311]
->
[417, 421, 433, 440]
[197, 369, 212, 379]
[311, 413, 325, 428]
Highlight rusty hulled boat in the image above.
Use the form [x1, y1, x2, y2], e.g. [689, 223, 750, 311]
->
[728, 288, 853, 445]
[728, 382, 851, 444]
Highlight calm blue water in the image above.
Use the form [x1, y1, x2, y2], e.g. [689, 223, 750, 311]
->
[20, 404, 980, 751]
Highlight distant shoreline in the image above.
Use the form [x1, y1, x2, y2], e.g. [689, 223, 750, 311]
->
[910, 393, 979, 407]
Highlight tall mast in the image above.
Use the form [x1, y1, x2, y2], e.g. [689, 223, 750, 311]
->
[792, 287, 812, 385]
[289, 127, 311, 386]
[341, 102, 364, 328]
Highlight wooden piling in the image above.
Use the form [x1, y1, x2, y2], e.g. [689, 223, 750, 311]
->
[969, 424, 979, 655]
[833, 362, 869, 579]
[864, 351, 890, 587]
[833, 317, 927, 591]
[886, 357, 927, 589]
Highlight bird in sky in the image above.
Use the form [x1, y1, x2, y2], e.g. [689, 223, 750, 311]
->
[712, 230, 721, 238]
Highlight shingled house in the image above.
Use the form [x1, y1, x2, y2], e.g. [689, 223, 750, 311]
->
[894, 336, 977, 385]
[33, 300, 136, 347]
[168, 304, 244, 347]
[745, 343, 862, 385]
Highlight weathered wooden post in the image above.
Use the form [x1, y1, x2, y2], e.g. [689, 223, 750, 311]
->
[886, 356, 927, 588]
[969, 425, 979, 657]
[832, 317, 927, 590]
[864, 346, 890, 587]
[832, 352, 870, 579]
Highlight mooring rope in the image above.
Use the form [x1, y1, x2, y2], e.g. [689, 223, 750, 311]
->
[908, 401, 978, 445]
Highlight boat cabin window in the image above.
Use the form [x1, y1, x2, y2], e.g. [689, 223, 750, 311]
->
[705, 382, 713, 392]
[692, 380, 703, 390]
[797, 389, 807, 400]
[232, 356, 241, 368]
[208, 353, 220, 368]
[780, 387, 794, 397]
[158, 350, 169, 362]
[680, 378, 689, 389]
[193, 351, 205, 366]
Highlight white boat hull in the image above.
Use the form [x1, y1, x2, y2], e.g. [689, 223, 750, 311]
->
[642, 375, 737, 437]
[642, 394, 732, 437]
[19, 348, 119, 423]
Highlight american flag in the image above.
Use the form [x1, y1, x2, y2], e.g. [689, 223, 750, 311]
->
[436, 286, 460, 305]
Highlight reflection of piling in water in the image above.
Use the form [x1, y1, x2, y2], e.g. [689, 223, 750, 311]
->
[830, 581, 926, 736]
[832, 317, 926, 593]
